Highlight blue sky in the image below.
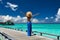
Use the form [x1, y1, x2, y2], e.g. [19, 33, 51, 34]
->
[0, 0, 60, 23]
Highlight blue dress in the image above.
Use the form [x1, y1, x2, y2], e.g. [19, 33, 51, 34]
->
[27, 21, 32, 36]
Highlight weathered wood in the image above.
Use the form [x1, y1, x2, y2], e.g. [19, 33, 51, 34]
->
[40, 33, 42, 36]
[32, 31, 60, 40]
[57, 36, 59, 40]
[0, 28, 54, 40]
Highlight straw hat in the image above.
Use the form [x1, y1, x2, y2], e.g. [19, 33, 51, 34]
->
[26, 11, 32, 18]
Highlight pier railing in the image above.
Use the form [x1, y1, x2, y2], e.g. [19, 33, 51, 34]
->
[32, 31, 60, 40]
[14, 29, 60, 40]
[0, 32, 11, 40]
[0, 32, 14, 40]
[0, 27, 60, 40]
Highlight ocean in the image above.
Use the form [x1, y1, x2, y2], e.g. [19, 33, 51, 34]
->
[0, 23, 60, 39]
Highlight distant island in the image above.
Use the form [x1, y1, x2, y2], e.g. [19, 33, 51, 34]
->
[0, 20, 14, 25]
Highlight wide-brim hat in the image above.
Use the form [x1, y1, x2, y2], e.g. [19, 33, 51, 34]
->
[26, 11, 32, 17]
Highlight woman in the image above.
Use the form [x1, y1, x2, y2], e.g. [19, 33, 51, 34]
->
[26, 11, 32, 36]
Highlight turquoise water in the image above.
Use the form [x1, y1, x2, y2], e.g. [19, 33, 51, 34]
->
[0, 24, 60, 38]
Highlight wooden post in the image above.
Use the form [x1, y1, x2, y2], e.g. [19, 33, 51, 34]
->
[18, 29, 19, 31]
[40, 33, 42, 36]
[21, 29, 23, 31]
[26, 30, 27, 32]
[57, 36, 59, 40]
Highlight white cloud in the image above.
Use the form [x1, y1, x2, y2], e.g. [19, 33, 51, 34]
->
[32, 18, 39, 23]
[44, 16, 54, 23]
[55, 8, 60, 22]
[0, 15, 39, 23]
[0, 16, 4, 22]
[45, 17, 49, 19]
[50, 16, 54, 19]
[39, 20, 45, 23]
[0, 0, 2, 2]
[5, 2, 18, 11]
[0, 15, 21, 23]
[0, 15, 56, 23]
[14, 16, 21, 23]
[0, 0, 2, 1]
[0, 0, 3, 4]
[22, 17, 27, 23]
[1, 15, 12, 22]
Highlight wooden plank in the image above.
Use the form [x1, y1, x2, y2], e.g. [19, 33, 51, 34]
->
[0, 28, 54, 40]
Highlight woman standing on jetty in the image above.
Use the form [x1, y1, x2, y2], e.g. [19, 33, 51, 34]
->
[26, 11, 32, 36]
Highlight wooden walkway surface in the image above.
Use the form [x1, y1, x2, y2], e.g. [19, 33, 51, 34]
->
[0, 28, 55, 40]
